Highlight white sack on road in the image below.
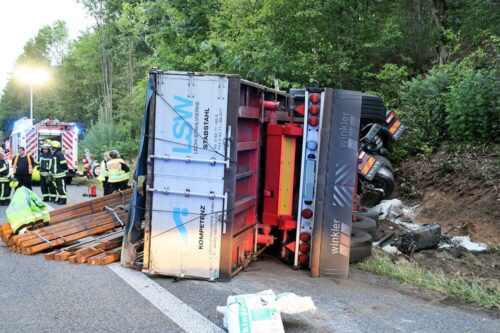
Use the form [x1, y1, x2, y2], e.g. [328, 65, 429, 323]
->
[217, 289, 316, 333]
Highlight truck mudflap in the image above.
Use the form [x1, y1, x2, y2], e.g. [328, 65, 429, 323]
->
[311, 89, 362, 278]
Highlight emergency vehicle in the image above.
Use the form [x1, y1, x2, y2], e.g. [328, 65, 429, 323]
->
[8, 118, 79, 180]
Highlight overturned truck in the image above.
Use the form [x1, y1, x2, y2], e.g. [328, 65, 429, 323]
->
[122, 70, 364, 280]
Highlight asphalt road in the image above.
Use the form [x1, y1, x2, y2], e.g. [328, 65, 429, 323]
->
[0, 187, 498, 333]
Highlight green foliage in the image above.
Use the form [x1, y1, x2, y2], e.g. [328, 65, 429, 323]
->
[398, 35, 499, 153]
[447, 68, 499, 143]
[0, 0, 498, 160]
[399, 66, 453, 151]
[366, 63, 409, 108]
[79, 121, 137, 160]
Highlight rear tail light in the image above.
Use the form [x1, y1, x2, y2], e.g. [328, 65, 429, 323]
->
[301, 209, 313, 219]
[298, 254, 309, 265]
[309, 93, 321, 104]
[308, 116, 319, 126]
[309, 104, 320, 115]
[299, 243, 310, 253]
[386, 110, 396, 124]
[299, 232, 311, 242]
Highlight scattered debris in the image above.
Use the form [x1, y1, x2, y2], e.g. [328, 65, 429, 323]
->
[373, 199, 420, 230]
[275, 292, 316, 315]
[217, 290, 316, 333]
[396, 223, 441, 255]
[374, 198, 489, 256]
[381, 244, 398, 254]
[439, 236, 488, 253]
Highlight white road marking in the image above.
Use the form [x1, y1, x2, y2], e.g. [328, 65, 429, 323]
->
[109, 264, 225, 333]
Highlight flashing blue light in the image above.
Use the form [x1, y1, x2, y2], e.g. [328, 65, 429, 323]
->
[74, 126, 80, 135]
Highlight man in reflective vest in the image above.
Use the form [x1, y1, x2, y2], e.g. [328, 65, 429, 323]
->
[51, 141, 68, 205]
[0, 151, 11, 205]
[39, 143, 56, 202]
[97, 151, 111, 196]
[12, 147, 35, 190]
[107, 150, 130, 193]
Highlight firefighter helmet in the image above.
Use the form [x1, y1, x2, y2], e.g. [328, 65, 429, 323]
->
[41, 143, 50, 149]
[51, 141, 61, 149]
[9, 179, 19, 188]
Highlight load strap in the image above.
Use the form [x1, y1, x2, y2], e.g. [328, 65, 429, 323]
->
[105, 206, 124, 227]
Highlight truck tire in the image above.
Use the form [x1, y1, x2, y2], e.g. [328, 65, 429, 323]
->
[354, 207, 381, 220]
[352, 216, 378, 239]
[361, 94, 386, 125]
[350, 230, 373, 263]
[374, 155, 394, 172]
[91, 164, 101, 178]
[373, 166, 394, 199]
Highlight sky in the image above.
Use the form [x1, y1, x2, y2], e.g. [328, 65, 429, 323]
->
[0, 0, 94, 92]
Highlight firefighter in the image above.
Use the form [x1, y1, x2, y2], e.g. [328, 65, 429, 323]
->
[39, 143, 56, 202]
[12, 147, 35, 190]
[97, 151, 111, 196]
[0, 152, 11, 205]
[50, 141, 68, 205]
[107, 150, 130, 193]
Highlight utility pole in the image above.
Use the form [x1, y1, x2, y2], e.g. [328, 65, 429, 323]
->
[30, 81, 33, 122]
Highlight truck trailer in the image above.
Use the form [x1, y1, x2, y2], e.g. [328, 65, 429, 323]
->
[123, 70, 366, 280]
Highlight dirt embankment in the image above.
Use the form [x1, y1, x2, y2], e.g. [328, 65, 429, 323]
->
[394, 145, 499, 245]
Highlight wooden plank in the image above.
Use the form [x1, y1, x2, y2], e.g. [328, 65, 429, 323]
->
[17, 210, 127, 249]
[17, 213, 122, 249]
[87, 253, 107, 265]
[12, 212, 113, 247]
[54, 251, 74, 261]
[44, 251, 59, 261]
[75, 240, 121, 263]
[67, 255, 78, 264]
[97, 252, 121, 265]
[23, 222, 119, 254]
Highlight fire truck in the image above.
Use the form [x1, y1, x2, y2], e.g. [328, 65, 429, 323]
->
[8, 118, 79, 181]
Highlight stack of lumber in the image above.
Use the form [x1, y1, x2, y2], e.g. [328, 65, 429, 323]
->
[0, 189, 134, 266]
[7, 208, 127, 254]
[44, 229, 124, 265]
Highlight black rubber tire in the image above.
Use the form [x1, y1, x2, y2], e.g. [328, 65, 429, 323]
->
[374, 155, 394, 172]
[373, 166, 394, 199]
[354, 207, 381, 220]
[91, 164, 101, 178]
[361, 94, 386, 125]
[352, 216, 378, 239]
[350, 230, 373, 263]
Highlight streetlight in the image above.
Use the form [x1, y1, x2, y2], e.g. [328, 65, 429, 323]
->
[14, 67, 49, 122]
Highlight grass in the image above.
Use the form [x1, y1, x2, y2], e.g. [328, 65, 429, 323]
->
[356, 249, 500, 309]
[489, 244, 500, 255]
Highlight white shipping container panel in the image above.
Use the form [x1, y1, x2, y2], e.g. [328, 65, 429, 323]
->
[149, 73, 229, 280]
